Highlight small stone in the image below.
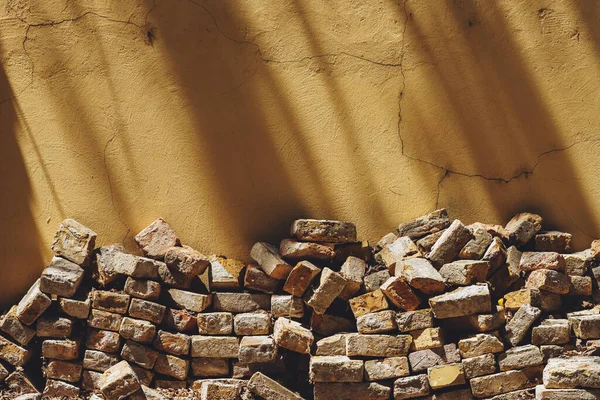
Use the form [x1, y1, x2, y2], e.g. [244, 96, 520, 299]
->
[314, 382, 390, 400]
[316, 334, 348, 356]
[0, 336, 30, 366]
[163, 308, 197, 333]
[59, 297, 91, 319]
[459, 223, 493, 259]
[248, 371, 304, 399]
[209, 256, 244, 290]
[458, 333, 504, 358]
[397, 257, 445, 295]
[569, 313, 600, 339]
[165, 245, 210, 276]
[498, 344, 544, 371]
[40, 257, 85, 297]
[428, 363, 465, 389]
[0, 306, 35, 345]
[239, 336, 278, 364]
[380, 276, 421, 311]
[51, 218, 97, 265]
[167, 289, 212, 313]
[244, 264, 282, 294]
[568, 275, 593, 296]
[564, 251, 593, 276]
[250, 242, 293, 279]
[375, 236, 420, 272]
[482, 236, 508, 273]
[121, 340, 159, 369]
[543, 356, 600, 389]
[346, 334, 412, 357]
[505, 213, 543, 246]
[504, 289, 541, 311]
[309, 356, 364, 383]
[42, 339, 79, 360]
[532, 319, 570, 345]
[197, 312, 233, 335]
[191, 358, 230, 377]
[88, 309, 123, 331]
[393, 374, 430, 399]
[280, 239, 335, 261]
[154, 353, 189, 380]
[273, 317, 313, 354]
[525, 269, 570, 294]
[97, 360, 141, 400]
[410, 327, 444, 350]
[291, 219, 357, 243]
[83, 350, 121, 372]
[86, 328, 121, 353]
[212, 292, 269, 313]
[283, 261, 321, 297]
[396, 309, 435, 332]
[349, 289, 389, 318]
[234, 312, 271, 336]
[153, 330, 190, 356]
[363, 270, 391, 292]
[363, 357, 409, 381]
[397, 209, 450, 240]
[305, 267, 347, 314]
[338, 256, 367, 300]
[157, 261, 194, 289]
[43, 379, 80, 398]
[191, 336, 240, 358]
[129, 298, 166, 324]
[119, 317, 157, 344]
[408, 344, 461, 372]
[463, 353, 497, 378]
[15, 279, 52, 325]
[519, 252, 565, 272]
[356, 310, 397, 334]
[535, 231, 572, 253]
[82, 370, 103, 390]
[44, 360, 82, 383]
[535, 385, 600, 399]
[470, 370, 529, 398]
[505, 304, 542, 346]
[124, 277, 161, 301]
[92, 290, 131, 314]
[4, 369, 38, 395]
[36, 315, 73, 338]
[428, 219, 472, 268]
[429, 284, 491, 318]
[271, 295, 304, 318]
[439, 260, 490, 286]
[311, 313, 354, 336]
[134, 218, 180, 259]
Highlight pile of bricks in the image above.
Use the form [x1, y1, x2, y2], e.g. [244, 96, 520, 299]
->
[3, 211, 600, 399]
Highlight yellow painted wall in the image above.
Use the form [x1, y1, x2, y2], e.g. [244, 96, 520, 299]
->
[1, 0, 599, 306]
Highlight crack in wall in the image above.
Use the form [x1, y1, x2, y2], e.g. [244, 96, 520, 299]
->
[103, 135, 131, 243]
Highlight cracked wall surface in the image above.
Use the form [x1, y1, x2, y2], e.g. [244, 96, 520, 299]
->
[1, 0, 600, 306]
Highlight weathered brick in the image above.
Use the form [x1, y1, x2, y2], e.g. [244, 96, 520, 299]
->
[428, 363, 465, 389]
[83, 350, 121, 372]
[119, 317, 157, 344]
[410, 327, 444, 350]
[128, 298, 166, 324]
[305, 268, 347, 314]
[375, 236, 420, 272]
[250, 242, 292, 279]
[208, 256, 244, 291]
[458, 333, 504, 358]
[167, 289, 211, 313]
[197, 312, 233, 335]
[314, 382, 391, 400]
[291, 219, 357, 243]
[248, 371, 304, 400]
[43, 379, 80, 398]
[519, 252, 565, 272]
[51, 218, 97, 265]
[191, 336, 240, 358]
[463, 353, 496, 378]
[59, 297, 90, 319]
[244, 264, 282, 294]
[279, 239, 335, 261]
[212, 292, 270, 313]
[121, 340, 159, 369]
[397, 257, 445, 295]
[273, 317, 313, 354]
[498, 344, 544, 371]
[15, 279, 52, 326]
[92, 290, 131, 314]
[153, 330, 190, 356]
[238, 336, 278, 364]
[428, 219, 472, 268]
[363, 270, 391, 292]
[505, 305, 541, 347]
[311, 313, 354, 336]
[380, 276, 421, 311]
[163, 308, 197, 333]
[356, 310, 397, 334]
[393, 374, 430, 399]
[338, 256, 367, 300]
[532, 319, 570, 345]
[124, 277, 161, 301]
[398, 209, 450, 240]
[191, 358, 230, 377]
[134, 218, 180, 259]
[364, 357, 409, 381]
[470, 370, 529, 398]
[44, 360, 82, 383]
[36, 315, 73, 338]
[309, 356, 363, 383]
[271, 295, 304, 318]
[349, 289, 389, 318]
[439, 260, 490, 286]
[346, 334, 412, 357]
[233, 312, 271, 336]
[535, 231, 572, 253]
[40, 257, 85, 298]
[504, 213, 542, 246]
[97, 360, 141, 399]
[0, 335, 30, 366]
[88, 309, 123, 331]
[429, 284, 491, 318]
[408, 344, 461, 373]
[525, 269, 570, 294]
[42, 339, 79, 360]
[86, 328, 121, 353]
[0, 306, 35, 345]
[164, 245, 210, 276]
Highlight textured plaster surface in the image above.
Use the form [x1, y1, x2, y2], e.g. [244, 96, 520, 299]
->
[1, 0, 600, 306]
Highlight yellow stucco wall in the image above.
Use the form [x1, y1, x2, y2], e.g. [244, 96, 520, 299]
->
[1, 0, 599, 306]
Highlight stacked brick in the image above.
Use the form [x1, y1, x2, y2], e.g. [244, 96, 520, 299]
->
[4, 211, 600, 399]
